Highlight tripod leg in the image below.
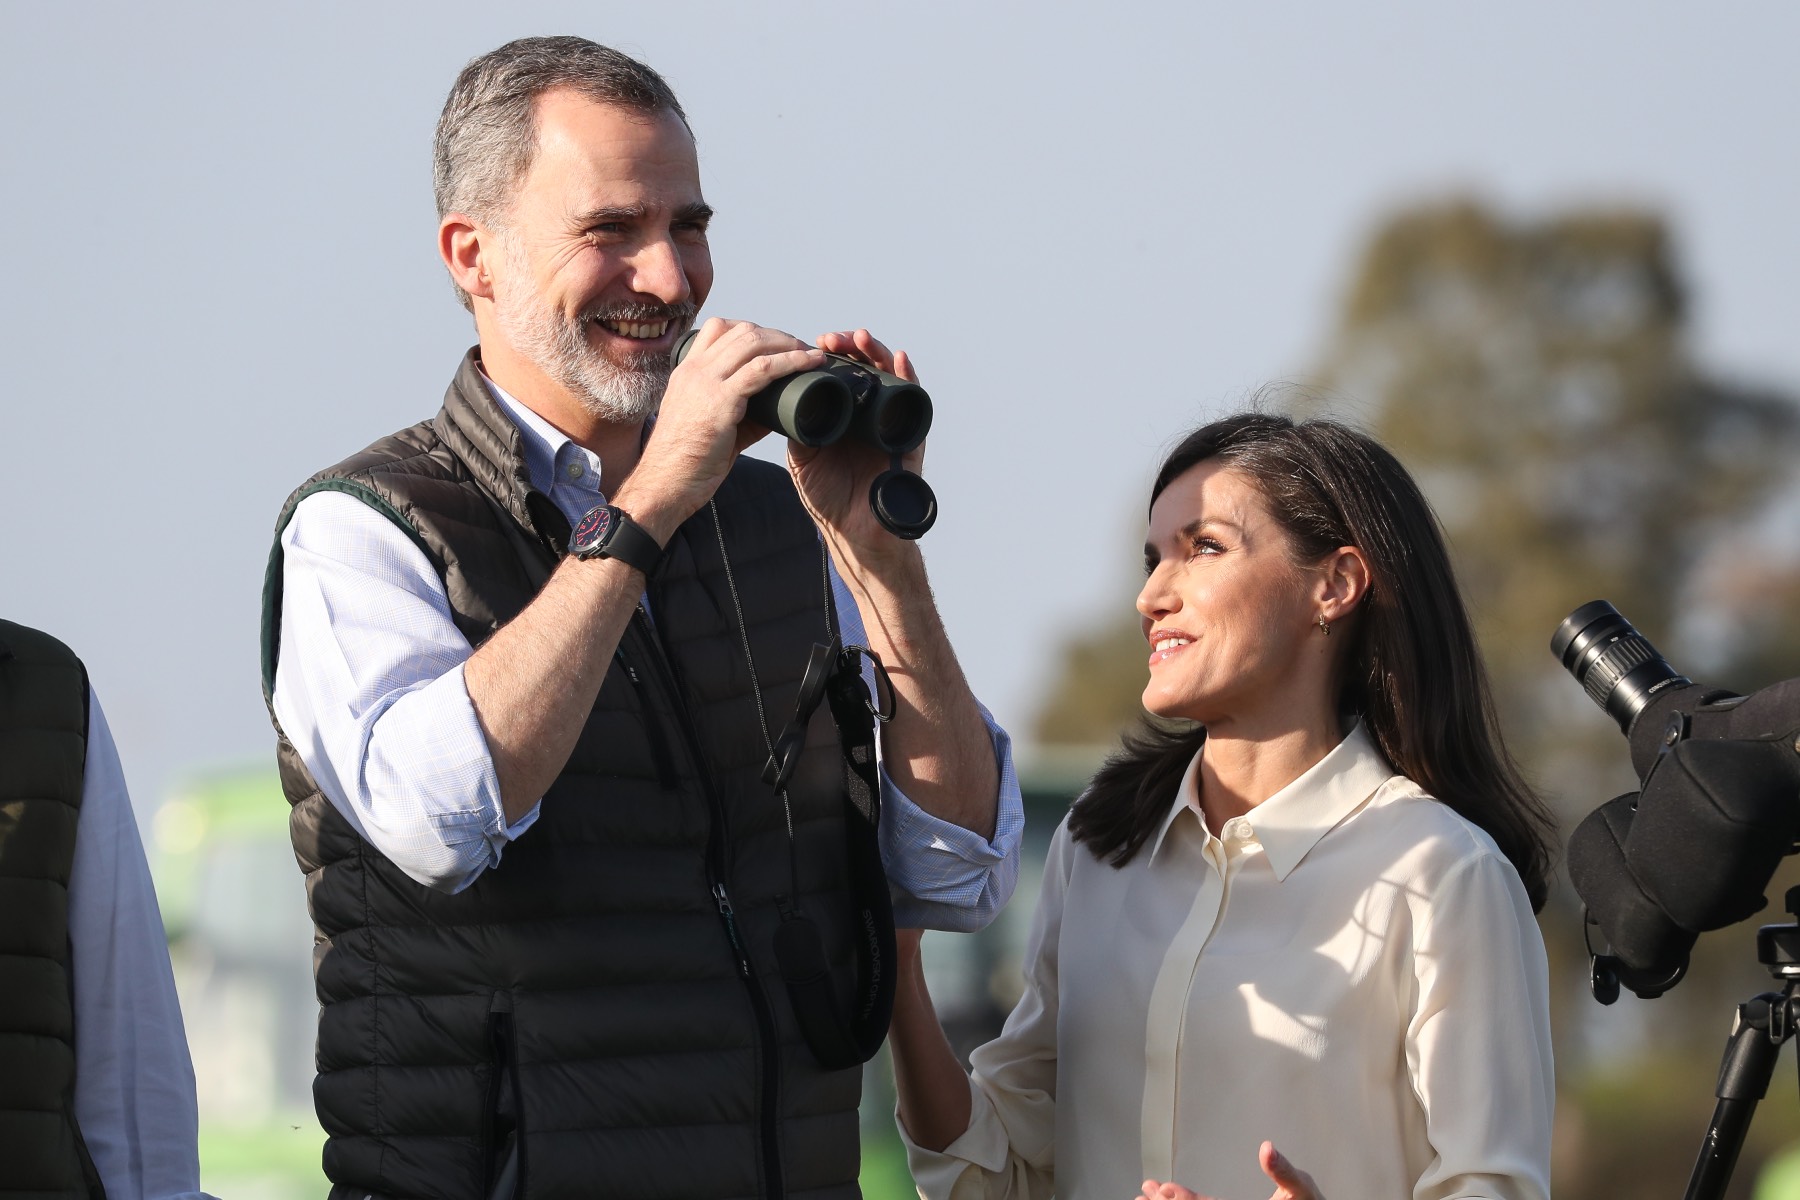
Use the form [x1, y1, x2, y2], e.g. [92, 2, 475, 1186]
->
[1684, 993, 1789, 1200]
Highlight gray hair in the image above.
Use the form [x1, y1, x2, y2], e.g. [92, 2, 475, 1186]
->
[433, 36, 687, 308]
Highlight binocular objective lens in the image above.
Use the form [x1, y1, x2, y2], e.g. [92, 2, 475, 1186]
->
[793, 396, 845, 443]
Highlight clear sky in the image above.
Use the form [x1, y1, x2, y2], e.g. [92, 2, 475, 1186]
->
[4, 1, 1795, 813]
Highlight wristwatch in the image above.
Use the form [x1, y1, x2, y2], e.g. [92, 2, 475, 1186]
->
[569, 504, 663, 575]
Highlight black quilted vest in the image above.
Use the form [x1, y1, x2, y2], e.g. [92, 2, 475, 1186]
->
[262, 352, 866, 1200]
[0, 621, 105, 1199]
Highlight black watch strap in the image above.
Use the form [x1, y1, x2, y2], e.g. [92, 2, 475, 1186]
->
[570, 504, 663, 575]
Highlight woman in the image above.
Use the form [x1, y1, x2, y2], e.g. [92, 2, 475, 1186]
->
[890, 414, 1557, 1200]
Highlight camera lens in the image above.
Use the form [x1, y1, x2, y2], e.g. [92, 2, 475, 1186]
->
[1551, 601, 1689, 734]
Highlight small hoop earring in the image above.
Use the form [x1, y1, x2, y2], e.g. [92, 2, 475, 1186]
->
[1316, 614, 1331, 636]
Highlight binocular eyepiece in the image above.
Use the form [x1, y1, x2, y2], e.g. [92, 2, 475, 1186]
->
[672, 329, 938, 540]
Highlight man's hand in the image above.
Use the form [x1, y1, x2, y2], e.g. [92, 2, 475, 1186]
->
[1137, 1143, 1322, 1200]
[615, 317, 824, 540]
[471, 317, 820, 823]
[787, 328, 924, 564]
[785, 327, 999, 840]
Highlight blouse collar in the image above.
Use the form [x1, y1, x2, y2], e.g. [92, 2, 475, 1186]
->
[1147, 721, 1400, 880]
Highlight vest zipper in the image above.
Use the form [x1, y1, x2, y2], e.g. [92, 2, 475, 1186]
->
[628, 607, 788, 1200]
[713, 882, 750, 976]
[613, 648, 679, 790]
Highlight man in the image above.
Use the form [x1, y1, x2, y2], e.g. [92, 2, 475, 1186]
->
[0, 620, 211, 1200]
[262, 35, 1021, 1199]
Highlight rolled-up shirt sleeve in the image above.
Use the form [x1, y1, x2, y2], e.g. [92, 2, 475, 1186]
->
[275, 491, 1024, 908]
[272, 490, 533, 892]
[70, 688, 218, 1200]
[877, 708, 1022, 932]
[829, 566, 1023, 932]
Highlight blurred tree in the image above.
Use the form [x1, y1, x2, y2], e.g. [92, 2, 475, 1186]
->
[1319, 200, 1800, 732]
[1032, 620, 1147, 749]
[1032, 197, 1800, 1196]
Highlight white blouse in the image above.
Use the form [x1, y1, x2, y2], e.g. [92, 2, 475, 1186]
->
[905, 725, 1553, 1200]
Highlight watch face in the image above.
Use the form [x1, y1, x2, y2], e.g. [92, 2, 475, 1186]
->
[571, 505, 615, 554]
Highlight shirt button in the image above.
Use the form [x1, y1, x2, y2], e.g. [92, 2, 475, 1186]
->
[565, 462, 585, 480]
[1233, 824, 1254, 841]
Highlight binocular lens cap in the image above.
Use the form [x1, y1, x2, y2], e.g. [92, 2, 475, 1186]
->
[869, 469, 937, 540]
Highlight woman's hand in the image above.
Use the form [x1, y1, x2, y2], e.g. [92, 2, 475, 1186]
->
[896, 926, 924, 971]
[889, 924, 977, 1152]
[1137, 1141, 1322, 1200]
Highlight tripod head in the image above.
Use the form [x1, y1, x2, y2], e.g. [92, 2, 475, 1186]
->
[1757, 886, 1800, 983]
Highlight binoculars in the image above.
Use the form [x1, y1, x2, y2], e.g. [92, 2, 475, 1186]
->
[673, 330, 938, 539]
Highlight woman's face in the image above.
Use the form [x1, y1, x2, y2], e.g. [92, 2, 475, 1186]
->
[1136, 460, 1330, 727]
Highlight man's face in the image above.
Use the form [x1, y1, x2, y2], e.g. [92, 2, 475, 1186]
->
[486, 91, 714, 422]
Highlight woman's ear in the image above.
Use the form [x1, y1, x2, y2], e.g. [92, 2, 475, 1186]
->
[1318, 546, 1371, 624]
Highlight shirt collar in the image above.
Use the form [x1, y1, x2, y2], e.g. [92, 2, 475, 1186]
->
[1146, 749, 1205, 862]
[479, 372, 601, 499]
[1146, 721, 1399, 880]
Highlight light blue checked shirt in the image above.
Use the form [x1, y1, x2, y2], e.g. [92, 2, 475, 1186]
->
[65, 688, 214, 1200]
[272, 380, 1021, 930]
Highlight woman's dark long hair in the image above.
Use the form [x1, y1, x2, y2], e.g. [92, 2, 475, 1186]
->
[1067, 413, 1556, 911]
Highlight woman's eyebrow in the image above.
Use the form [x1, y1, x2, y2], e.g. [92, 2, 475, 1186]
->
[1179, 516, 1246, 539]
[1146, 517, 1246, 559]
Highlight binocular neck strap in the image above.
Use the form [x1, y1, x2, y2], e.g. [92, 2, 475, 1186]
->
[708, 504, 897, 1068]
[773, 649, 895, 1069]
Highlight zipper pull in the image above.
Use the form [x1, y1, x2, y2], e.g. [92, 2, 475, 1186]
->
[712, 882, 751, 978]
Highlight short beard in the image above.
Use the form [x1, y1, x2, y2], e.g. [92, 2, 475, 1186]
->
[493, 242, 695, 423]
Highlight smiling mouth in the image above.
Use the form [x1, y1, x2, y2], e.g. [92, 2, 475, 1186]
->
[1147, 630, 1194, 664]
[595, 317, 675, 341]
